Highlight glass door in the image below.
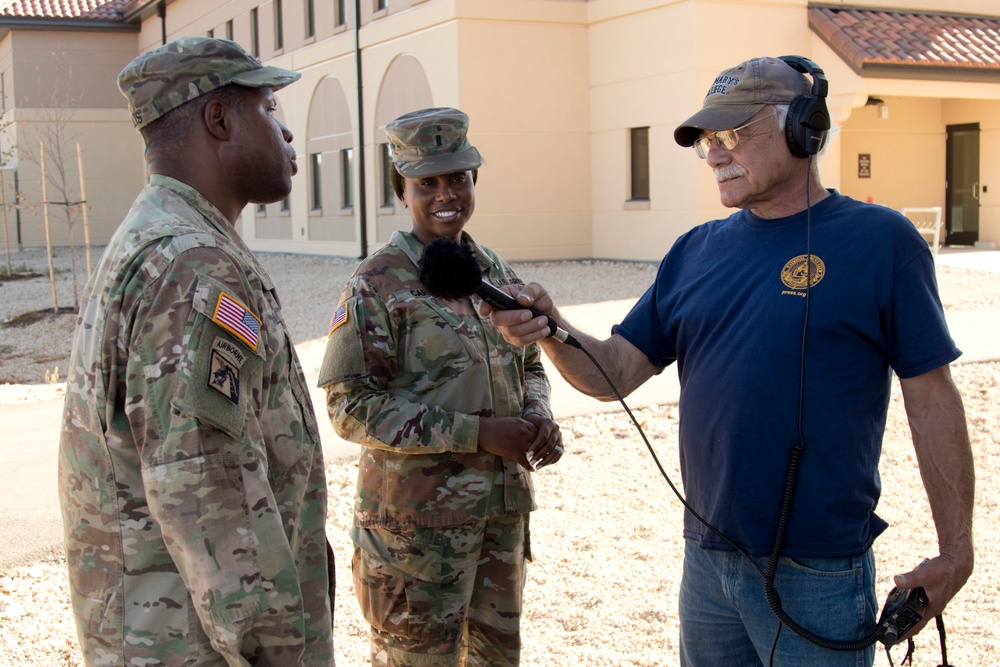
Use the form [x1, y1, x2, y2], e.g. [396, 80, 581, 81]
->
[945, 123, 980, 245]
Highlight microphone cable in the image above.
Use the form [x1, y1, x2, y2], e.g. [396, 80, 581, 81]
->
[758, 154, 883, 658]
[570, 306, 885, 658]
[764, 150, 818, 663]
[563, 155, 888, 660]
[568, 341, 769, 577]
[586, 336, 958, 667]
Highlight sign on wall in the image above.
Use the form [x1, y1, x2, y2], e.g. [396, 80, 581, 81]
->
[858, 153, 871, 179]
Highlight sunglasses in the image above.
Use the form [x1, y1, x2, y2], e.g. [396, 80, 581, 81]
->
[693, 112, 779, 159]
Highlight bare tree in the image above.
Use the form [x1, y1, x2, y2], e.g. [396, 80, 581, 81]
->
[0, 120, 19, 277]
[17, 57, 88, 310]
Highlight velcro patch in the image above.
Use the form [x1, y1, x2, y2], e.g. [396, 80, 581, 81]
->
[328, 303, 348, 336]
[213, 292, 261, 351]
[207, 337, 246, 404]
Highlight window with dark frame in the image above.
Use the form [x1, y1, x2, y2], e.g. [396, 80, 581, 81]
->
[305, 0, 315, 38]
[281, 196, 290, 212]
[274, 0, 283, 50]
[380, 143, 394, 206]
[250, 8, 260, 57]
[226, 20, 233, 40]
[335, 0, 346, 26]
[375, 0, 387, 12]
[311, 153, 323, 211]
[341, 148, 354, 209]
[630, 126, 650, 201]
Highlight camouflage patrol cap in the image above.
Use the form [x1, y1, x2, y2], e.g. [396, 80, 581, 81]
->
[385, 107, 482, 178]
[118, 36, 301, 130]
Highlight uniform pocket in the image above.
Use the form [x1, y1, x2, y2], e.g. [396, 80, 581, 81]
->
[142, 454, 266, 626]
[351, 525, 448, 642]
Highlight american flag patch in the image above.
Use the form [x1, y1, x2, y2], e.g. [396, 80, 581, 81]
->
[328, 303, 348, 335]
[213, 293, 261, 351]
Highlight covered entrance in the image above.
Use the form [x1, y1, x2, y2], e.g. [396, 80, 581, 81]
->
[811, 5, 1000, 250]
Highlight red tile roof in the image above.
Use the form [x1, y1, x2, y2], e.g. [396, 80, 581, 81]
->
[810, 4, 1000, 74]
[0, 0, 130, 20]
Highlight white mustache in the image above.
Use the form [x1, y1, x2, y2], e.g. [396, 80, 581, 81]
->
[714, 165, 747, 182]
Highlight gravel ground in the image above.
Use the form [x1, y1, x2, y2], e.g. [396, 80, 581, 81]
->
[0, 244, 998, 666]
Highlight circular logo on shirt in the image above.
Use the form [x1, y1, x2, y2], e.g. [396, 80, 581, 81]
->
[781, 255, 826, 289]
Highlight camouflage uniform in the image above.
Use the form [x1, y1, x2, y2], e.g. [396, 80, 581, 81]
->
[319, 230, 551, 665]
[59, 175, 335, 666]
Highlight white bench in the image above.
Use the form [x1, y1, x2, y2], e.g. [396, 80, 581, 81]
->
[900, 207, 943, 256]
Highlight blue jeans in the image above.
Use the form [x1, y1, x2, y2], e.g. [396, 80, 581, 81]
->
[679, 540, 877, 667]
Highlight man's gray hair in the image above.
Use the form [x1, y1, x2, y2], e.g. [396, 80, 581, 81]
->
[773, 104, 789, 133]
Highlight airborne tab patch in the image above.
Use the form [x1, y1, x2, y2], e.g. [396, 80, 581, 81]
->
[208, 337, 246, 404]
[213, 292, 261, 350]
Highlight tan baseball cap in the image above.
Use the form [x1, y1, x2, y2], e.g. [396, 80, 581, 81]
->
[674, 57, 810, 147]
[385, 107, 483, 178]
[118, 37, 301, 130]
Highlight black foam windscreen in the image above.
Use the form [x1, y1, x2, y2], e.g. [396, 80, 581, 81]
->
[418, 237, 482, 300]
[417, 237, 581, 347]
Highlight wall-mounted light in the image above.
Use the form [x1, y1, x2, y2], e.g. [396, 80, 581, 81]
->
[866, 96, 888, 120]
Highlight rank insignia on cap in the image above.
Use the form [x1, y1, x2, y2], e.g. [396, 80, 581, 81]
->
[208, 337, 246, 404]
[328, 303, 348, 336]
[213, 292, 261, 350]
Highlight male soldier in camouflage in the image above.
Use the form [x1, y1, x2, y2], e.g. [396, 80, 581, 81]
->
[58, 37, 335, 666]
[319, 107, 563, 666]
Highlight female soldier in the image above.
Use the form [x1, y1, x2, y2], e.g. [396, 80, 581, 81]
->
[319, 107, 563, 666]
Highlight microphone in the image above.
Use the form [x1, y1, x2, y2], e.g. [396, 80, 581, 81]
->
[418, 237, 581, 348]
[472, 279, 581, 348]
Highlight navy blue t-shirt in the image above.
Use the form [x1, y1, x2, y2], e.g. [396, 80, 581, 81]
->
[613, 191, 960, 557]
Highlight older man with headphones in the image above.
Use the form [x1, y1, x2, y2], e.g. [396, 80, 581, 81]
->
[484, 56, 974, 666]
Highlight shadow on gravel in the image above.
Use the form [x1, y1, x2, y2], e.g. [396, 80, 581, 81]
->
[0, 271, 46, 284]
[2, 307, 77, 327]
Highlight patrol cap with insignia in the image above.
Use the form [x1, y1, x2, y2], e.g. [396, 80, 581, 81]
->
[674, 56, 810, 148]
[385, 107, 482, 178]
[118, 36, 301, 130]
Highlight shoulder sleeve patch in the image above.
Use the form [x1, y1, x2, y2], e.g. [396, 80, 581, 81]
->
[207, 337, 247, 404]
[172, 277, 266, 440]
[317, 297, 366, 386]
[328, 302, 349, 336]
[212, 292, 261, 351]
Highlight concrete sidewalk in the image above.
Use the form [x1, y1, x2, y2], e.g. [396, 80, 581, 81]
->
[3, 247, 998, 570]
[0, 362, 684, 570]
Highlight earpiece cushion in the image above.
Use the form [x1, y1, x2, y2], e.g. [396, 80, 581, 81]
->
[779, 55, 831, 159]
[785, 95, 810, 158]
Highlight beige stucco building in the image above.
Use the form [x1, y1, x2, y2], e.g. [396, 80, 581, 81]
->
[2, 0, 999, 262]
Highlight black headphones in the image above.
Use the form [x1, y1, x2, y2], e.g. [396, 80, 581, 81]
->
[778, 55, 831, 158]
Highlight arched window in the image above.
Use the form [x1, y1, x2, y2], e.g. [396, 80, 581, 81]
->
[373, 54, 433, 243]
[305, 76, 355, 242]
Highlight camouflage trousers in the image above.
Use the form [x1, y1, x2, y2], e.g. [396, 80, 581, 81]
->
[351, 514, 531, 666]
